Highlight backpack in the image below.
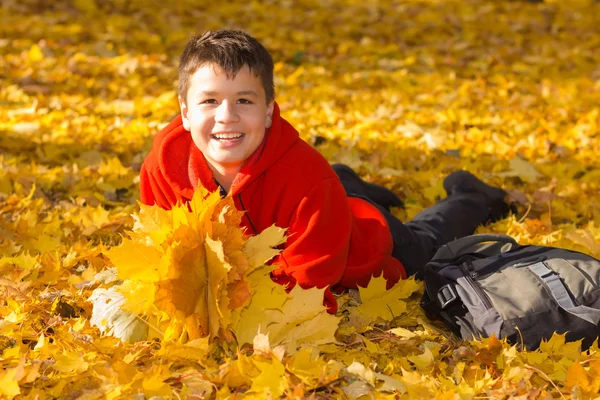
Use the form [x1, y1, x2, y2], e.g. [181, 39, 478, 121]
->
[420, 234, 600, 350]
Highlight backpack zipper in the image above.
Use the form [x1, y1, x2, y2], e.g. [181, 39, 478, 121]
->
[460, 260, 493, 309]
[469, 247, 550, 278]
[433, 252, 490, 264]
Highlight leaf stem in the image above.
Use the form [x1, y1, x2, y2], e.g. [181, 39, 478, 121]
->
[524, 364, 566, 400]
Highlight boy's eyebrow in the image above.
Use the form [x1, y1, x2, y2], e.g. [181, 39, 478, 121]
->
[237, 90, 258, 96]
[198, 90, 258, 97]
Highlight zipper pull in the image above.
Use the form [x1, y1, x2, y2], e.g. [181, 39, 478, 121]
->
[466, 259, 475, 272]
[466, 260, 479, 278]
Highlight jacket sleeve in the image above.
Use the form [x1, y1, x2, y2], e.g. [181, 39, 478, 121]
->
[270, 177, 352, 314]
[139, 161, 176, 210]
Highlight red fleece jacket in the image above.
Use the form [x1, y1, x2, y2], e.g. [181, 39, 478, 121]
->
[140, 104, 406, 313]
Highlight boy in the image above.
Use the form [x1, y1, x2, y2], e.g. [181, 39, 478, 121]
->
[140, 30, 511, 313]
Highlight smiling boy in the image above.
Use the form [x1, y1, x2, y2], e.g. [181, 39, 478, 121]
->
[180, 63, 273, 192]
[140, 30, 512, 313]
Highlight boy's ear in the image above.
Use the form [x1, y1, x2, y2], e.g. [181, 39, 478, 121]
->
[267, 101, 274, 116]
[266, 101, 275, 129]
[178, 96, 191, 131]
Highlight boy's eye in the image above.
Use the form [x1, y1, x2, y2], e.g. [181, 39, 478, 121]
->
[237, 98, 252, 104]
[201, 99, 217, 104]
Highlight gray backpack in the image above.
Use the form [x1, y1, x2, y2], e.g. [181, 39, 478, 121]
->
[420, 234, 600, 350]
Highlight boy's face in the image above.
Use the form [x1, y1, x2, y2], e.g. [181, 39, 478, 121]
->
[180, 64, 274, 178]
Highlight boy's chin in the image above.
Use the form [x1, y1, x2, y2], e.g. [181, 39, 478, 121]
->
[208, 155, 247, 170]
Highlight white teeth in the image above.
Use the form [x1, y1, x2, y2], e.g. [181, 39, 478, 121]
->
[213, 133, 243, 139]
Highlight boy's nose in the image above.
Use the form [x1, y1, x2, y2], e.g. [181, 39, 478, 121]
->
[214, 101, 239, 124]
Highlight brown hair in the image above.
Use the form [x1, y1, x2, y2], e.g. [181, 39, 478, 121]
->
[178, 30, 275, 104]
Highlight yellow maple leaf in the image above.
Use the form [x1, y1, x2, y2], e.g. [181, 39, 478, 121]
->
[203, 235, 233, 336]
[230, 266, 288, 345]
[26, 234, 61, 255]
[356, 276, 422, 322]
[27, 44, 44, 63]
[287, 348, 329, 385]
[399, 367, 436, 398]
[232, 281, 340, 353]
[376, 372, 406, 395]
[218, 355, 258, 389]
[250, 358, 289, 398]
[388, 327, 417, 339]
[407, 347, 435, 371]
[133, 203, 173, 246]
[117, 280, 156, 315]
[0, 366, 21, 397]
[243, 225, 287, 268]
[53, 351, 89, 374]
[0, 252, 38, 270]
[498, 155, 543, 182]
[566, 228, 600, 257]
[141, 365, 173, 397]
[239, 280, 340, 354]
[154, 242, 209, 339]
[107, 238, 167, 282]
[538, 333, 582, 361]
[270, 306, 340, 353]
[210, 216, 248, 281]
[564, 362, 591, 393]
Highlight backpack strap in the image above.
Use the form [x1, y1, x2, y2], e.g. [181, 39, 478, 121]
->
[528, 261, 600, 326]
[433, 234, 519, 261]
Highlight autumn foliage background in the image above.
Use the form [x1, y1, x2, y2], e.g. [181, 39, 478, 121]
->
[3, 0, 600, 398]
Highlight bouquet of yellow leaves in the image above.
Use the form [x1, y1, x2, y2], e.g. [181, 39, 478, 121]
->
[89, 187, 341, 352]
[89, 187, 287, 343]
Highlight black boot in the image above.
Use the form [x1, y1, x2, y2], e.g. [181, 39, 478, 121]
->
[443, 170, 513, 222]
[332, 164, 404, 211]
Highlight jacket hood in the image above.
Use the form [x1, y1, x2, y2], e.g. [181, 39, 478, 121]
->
[157, 102, 299, 198]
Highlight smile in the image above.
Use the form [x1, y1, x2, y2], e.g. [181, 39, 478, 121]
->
[211, 132, 245, 140]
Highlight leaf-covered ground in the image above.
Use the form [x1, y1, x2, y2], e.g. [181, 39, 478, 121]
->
[3, 0, 600, 398]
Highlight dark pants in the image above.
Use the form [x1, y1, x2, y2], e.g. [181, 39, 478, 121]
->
[333, 165, 490, 278]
